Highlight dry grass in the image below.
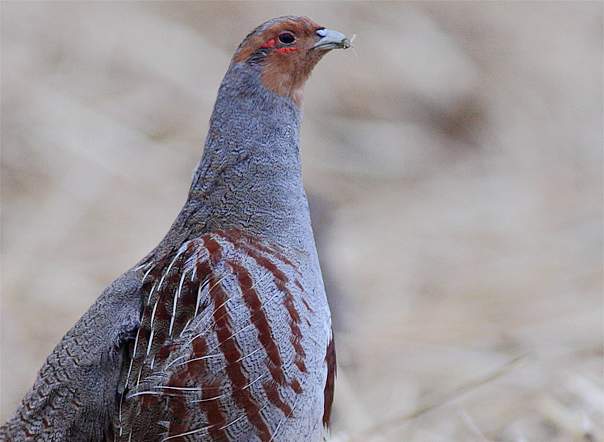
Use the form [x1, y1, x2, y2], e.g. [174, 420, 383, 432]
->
[1, 2, 602, 441]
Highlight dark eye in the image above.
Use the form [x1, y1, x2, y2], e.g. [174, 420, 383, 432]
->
[278, 32, 296, 45]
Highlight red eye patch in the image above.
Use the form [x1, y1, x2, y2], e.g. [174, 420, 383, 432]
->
[261, 38, 276, 49]
[260, 38, 298, 54]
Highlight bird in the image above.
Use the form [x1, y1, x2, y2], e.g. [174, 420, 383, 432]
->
[1, 15, 349, 442]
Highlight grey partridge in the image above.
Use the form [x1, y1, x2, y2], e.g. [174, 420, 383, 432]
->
[1, 16, 349, 442]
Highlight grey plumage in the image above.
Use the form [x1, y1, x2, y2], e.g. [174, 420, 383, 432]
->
[1, 273, 141, 441]
[2, 16, 346, 442]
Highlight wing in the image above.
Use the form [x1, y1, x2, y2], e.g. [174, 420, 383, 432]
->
[118, 230, 331, 442]
[0, 272, 142, 442]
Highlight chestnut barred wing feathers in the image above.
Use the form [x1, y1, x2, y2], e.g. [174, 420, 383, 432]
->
[119, 231, 330, 441]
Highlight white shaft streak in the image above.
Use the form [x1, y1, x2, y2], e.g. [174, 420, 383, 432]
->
[168, 268, 189, 337]
[160, 374, 270, 441]
[146, 282, 157, 306]
[269, 388, 302, 442]
[176, 323, 255, 369]
[124, 326, 142, 387]
[186, 268, 278, 350]
[141, 263, 156, 282]
[194, 278, 210, 318]
[157, 249, 184, 290]
[145, 328, 155, 357]
[175, 274, 287, 370]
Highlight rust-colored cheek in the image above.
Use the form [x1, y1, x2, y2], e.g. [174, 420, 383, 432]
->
[260, 50, 323, 107]
[232, 17, 326, 106]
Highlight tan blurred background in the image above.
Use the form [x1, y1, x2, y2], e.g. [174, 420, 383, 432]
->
[1, 2, 602, 441]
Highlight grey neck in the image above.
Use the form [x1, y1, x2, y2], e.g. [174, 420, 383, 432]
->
[183, 62, 312, 248]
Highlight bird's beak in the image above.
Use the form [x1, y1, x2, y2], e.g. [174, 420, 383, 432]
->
[312, 28, 351, 50]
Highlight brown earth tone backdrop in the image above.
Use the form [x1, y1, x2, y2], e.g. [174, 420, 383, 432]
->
[1, 2, 602, 441]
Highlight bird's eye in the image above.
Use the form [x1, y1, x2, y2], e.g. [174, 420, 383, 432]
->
[278, 32, 296, 45]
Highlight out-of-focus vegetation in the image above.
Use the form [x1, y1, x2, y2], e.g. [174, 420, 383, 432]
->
[2, 2, 602, 440]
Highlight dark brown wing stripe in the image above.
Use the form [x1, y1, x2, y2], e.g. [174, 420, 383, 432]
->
[244, 250, 307, 374]
[323, 336, 336, 427]
[228, 259, 294, 418]
[122, 230, 320, 441]
[262, 380, 292, 416]
[202, 236, 272, 442]
[215, 231, 308, 375]
[228, 260, 284, 375]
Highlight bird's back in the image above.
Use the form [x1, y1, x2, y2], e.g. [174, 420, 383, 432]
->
[118, 229, 334, 441]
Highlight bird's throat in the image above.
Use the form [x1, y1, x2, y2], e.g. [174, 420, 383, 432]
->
[186, 63, 312, 246]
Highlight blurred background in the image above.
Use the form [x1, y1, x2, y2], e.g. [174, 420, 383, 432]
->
[1, 2, 602, 441]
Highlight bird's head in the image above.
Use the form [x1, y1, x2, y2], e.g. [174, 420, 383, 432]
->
[232, 16, 350, 105]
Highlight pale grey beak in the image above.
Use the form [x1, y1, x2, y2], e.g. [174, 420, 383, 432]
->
[312, 28, 350, 50]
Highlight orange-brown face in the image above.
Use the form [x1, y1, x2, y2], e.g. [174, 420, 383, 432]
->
[233, 16, 349, 106]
